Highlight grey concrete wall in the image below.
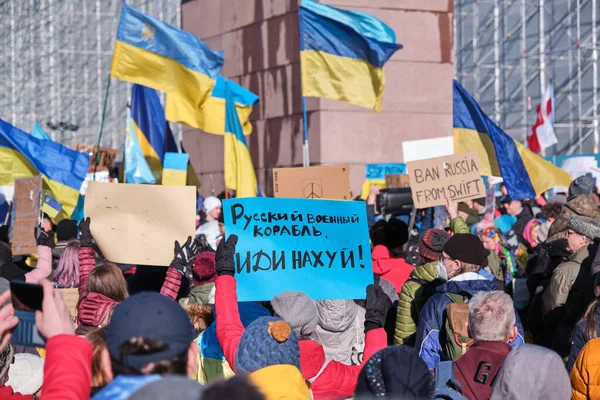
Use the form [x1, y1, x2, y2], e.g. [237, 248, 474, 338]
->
[181, 0, 454, 197]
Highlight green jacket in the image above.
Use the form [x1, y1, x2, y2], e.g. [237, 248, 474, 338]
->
[394, 217, 475, 346]
[179, 282, 215, 307]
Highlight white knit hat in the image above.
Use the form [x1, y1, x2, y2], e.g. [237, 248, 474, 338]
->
[203, 196, 222, 214]
[6, 354, 44, 395]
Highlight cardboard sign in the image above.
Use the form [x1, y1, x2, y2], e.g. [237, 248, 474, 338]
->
[402, 136, 454, 163]
[58, 288, 79, 326]
[223, 198, 373, 301]
[10, 176, 42, 256]
[365, 164, 406, 180]
[273, 165, 351, 200]
[385, 174, 411, 189]
[72, 142, 118, 173]
[84, 182, 196, 266]
[407, 151, 485, 208]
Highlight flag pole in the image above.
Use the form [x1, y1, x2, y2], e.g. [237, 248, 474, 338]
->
[297, 2, 310, 167]
[93, 76, 112, 180]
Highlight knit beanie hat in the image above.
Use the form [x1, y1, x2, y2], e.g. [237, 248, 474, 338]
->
[271, 292, 318, 338]
[355, 345, 431, 399]
[6, 354, 44, 395]
[192, 252, 216, 286]
[419, 229, 450, 262]
[443, 233, 489, 266]
[457, 203, 470, 215]
[569, 175, 595, 198]
[56, 219, 78, 242]
[568, 215, 600, 240]
[235, 316, 301, 373]
[490, 344, 570, 400]
[203, 196, 222, 214]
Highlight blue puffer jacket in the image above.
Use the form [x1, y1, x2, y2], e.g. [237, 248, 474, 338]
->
[415, 272, 525, 370]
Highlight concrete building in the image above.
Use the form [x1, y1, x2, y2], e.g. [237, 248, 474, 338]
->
[181, 0, 454, 197]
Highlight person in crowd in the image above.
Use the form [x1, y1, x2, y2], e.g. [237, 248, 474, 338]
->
[490, 344, 571, 400]
[570, 338, 600, 400]
[51, 240, 80, 289]
[501, 196, 534, 245]
[52, 219, 78, 267]
[5, 353, 44, 398]
[523, 218, 542, 250]
[92, 292, 199, 398]
[354, 345, 432, 399]
[86, 327, 109, 394]
[478, 226, 523, 287]
[179, 251, 217, 306]
[370, 219, 413, 293]
[453, 291, 519, 400]
[569, 175, 596, 199]
[215, 235, 390, 400]
[415, 233, 524, 370]
[547, 187, 600, 242]
[537, 202, 563, 243]
[542, 215, 600, 357]
[196, 196, 223, 251]
[568, 273, 600, 371]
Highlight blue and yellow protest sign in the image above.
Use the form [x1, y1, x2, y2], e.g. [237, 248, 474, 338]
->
[223, 198, 373, 301]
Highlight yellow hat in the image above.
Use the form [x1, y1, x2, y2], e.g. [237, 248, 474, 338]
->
[249, 364, 311, 400]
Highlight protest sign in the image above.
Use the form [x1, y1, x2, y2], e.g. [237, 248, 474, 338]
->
[84, 182, 195, 266]
[365, 163, 406, 180]
[402, 136, 454, 163]
[72, 142, 118, 173]
[407, 151, 485, 208]
[10, 176, 42, 256]
[273, 165, 351, 200]
[223, 198, 373, 301]
[385, 174, 410, 189]
[58, 288, 79, 326]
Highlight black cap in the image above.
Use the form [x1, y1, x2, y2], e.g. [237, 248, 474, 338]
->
[443, 233, 489, 266]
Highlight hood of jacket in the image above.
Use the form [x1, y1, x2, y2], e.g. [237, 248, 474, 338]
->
[434, 272, 497, 296]
[371, 245, 396, 275]
[315, 300, 360, 332]
[410, 261, 438, 282]
[79, 292, 120, 327]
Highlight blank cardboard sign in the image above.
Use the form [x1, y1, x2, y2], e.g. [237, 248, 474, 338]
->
[10, 176, 42, 256]
[84, 182, 196, 266]
[407, 151, 485, 208]
[273, 165, 351, 200]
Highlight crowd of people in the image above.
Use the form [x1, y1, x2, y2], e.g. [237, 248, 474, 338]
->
[1, 175, 600, 399]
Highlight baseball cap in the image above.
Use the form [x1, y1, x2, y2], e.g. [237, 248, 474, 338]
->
[105, 292, 196, 371]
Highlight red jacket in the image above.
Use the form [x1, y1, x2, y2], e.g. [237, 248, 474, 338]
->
[77, 247, 182, 327]
[371, 245, 415, 293]
[42, 335, 93, 400]
[454, 341, 512, 400]
[0, 386, 32, 399]
[215, 275, 387, 400]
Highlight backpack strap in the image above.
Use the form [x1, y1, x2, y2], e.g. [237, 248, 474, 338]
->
[408, 276, 429, 286]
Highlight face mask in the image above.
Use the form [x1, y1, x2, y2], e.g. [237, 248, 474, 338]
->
[436, 261, 449, 282]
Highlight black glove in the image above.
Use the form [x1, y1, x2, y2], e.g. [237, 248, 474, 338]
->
[196, 234, 213, 253]
[215, 234, 238, 276]
[364, 284, 392, 333]
[79, 217, 93, 248]
[35, 225, 55, 248]
[171, 236, 201, 280]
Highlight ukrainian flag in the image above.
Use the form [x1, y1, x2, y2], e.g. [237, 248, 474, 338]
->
[42, 193, 62, 220]
[453, 80, 572, 198]
[125, 109, 156, 184]
[162, 153, 189, 186]
[224, 81, 258, 198]
[31, 124, 52, 141]
[298, 0, 402, 112]
[0, 118, 89, 219]
[110, 2, 224, 107]
[130, 84, 176, 180]
[165, 76, 259, 136]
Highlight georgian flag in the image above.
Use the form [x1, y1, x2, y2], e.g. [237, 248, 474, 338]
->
[527, 82, 558, 153]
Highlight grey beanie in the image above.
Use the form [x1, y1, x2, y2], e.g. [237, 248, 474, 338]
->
[569, 175, 595, 198]
[568, 215, 600, 240]
[271, 291, 318, 338]
[128, 376, 204, 400]
[490, 344, 570, 400]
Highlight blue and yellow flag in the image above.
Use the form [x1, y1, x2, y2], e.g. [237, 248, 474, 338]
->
[162, 153, 189, 186]
[32, 124, 52, 141]
[42, 193, 63, 220]
[0, 118, 89, 219]
[453, 80, 572, 198]
[224, 81, 258, 198]
[125, 109, 156, 184]
[298, 0, 402, 112]
[165, 76, 259, 136]
[110, 2, 224, 107]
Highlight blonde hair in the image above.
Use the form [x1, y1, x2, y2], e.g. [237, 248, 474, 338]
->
[86, 328, 109, 388]
[469, 291, 515, 342]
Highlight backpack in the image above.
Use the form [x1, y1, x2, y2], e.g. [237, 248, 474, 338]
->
[433, 361, 468, 400]
[442, 292, 474, 362]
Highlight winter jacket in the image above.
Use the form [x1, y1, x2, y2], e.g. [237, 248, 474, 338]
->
[179, 283, 215, 307]
[512, 203, 534, 245]
[568, 313, 600, 372]
[25, 245, 52, 284]
[415, 272, 524, 370]
[454, 341, 512, 400]
[542, 244, 596, 357]
[371, 246, 414, 293]
[0, 386, 31, 399]
[42, 334, 93, 400]
[312, 300, 366, 365]
[394, 217, 470, 346]
[548, 194, 600, 242]
[526, 239, 570, 298]
[215, 275, 387, 400]
[571, 338, 600, 400]
[78, 247, 182, 330]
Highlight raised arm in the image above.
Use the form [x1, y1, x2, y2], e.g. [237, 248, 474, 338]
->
[26, 226, 54, 284]
[77, 218, 95, 299]
[161, 236, 203, 300]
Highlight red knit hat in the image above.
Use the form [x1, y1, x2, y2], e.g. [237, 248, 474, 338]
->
[419, 229, 450, 262]
[192, 252, 217, 286]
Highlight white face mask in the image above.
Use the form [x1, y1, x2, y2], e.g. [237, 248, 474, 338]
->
[436, 261, 449, 282]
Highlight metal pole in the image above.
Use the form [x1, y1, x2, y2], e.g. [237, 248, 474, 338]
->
[539, 0, 546, 155]
[494, 0, 501, 123]
[577, 0, 583, 154]
[568, 0, 574, 147]
[10, 0, 16, 125]
[297, 6, 310, 167]
[94, 77, 111, 179]
[473, 0, 480, 97]
[522, 0, 528, 141]
[592, 0, 599, 152]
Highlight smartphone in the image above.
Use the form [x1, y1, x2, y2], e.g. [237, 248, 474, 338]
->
[10, 281, 45, 347]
